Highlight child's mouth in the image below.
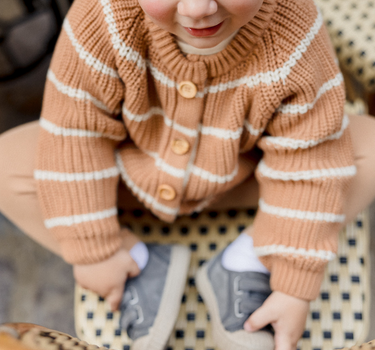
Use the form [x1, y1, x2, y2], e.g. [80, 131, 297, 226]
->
[184, 22, 223, 37]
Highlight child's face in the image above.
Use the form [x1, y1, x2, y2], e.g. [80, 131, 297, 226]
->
[138, 0, 264, 49]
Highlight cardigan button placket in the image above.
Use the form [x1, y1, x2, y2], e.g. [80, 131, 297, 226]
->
[171, 138, 190, 155]
[158, 184, 177, 201]
[178, 81, 197, 99]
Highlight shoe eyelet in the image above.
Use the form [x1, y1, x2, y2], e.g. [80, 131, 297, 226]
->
[129, 286, 139, 305]
[134, 305, 145, 324]
[234, 276, 243, 296]
[234, 298, 245, 318]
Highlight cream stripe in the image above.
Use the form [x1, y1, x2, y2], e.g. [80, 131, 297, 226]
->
[191, 164, 238, 184]
[244, 120, 265, 136]
[39, 118, 124, 141]
[122, 105, 164, 123]
[97, 6, 181, 92]
[100, 0, 146, 70]
[201, 126, 243, 140]
[264, 114, 349, 149]
[146, 151, 238, 183]
[122, 105, 244, 140]
[47, 70, 113, 114]
[115, 152, 179, 216]
[259, 198, 345, 223]
[63, 19, 119, 78]
[162, 114, 199, 138]
[122, 105, 198, 138]
[277, 73, 344, 114]
[192, 197, 214, 213]
[175, 122, 199, 138]
[146, 151, 186, 178]
[34, 167, 119, 182]
[147, 63, 179, 89]
[44, 207, 117, 228]
[254, 245, 336, 261]
[257, 160, 357, 181]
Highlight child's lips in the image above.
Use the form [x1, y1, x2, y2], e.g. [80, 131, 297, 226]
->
[183, 22, 223, 37]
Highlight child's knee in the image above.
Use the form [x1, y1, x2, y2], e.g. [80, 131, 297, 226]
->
[0, 122, 39, 196]
[349, 114, 375, 158]
[0, 145, 13, 196]
[0, 137, 37, 208]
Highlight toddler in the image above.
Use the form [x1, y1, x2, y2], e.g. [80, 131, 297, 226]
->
[1, 0, 375, 349]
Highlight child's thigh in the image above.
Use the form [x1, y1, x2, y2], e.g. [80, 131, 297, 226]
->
[0, 121, 62, 254]
[344, 114, 375, 222]
[349, 114, 375, 158]
[0, 121, 39, 197]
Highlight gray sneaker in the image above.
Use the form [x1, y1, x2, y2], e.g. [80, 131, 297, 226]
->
[196, 250, 274, 350]
[120, 244, 190, 350]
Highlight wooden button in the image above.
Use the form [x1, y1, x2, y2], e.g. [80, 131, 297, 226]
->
[158, 184, 176, 201]
[178, 81, 197, 99]
[171, 138, 190, 155]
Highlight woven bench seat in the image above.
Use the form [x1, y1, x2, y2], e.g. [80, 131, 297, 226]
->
[315, 0, 375, 92]
[74, 207, 371, 350]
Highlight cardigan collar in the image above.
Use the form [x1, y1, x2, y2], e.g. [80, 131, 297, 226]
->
[145, 0, 277, 83]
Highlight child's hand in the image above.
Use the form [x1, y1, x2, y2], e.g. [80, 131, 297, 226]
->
[73, 248, 140, 311]
[244, 291, 310, 350]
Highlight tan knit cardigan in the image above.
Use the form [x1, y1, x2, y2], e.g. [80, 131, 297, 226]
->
[35, 0, 355, 300]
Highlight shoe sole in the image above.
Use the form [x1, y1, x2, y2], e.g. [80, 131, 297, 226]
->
[133, 244, 191, 350]
[196, 264, 274, 350]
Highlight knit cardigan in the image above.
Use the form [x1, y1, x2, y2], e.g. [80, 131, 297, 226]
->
[35, 0, 355, 300]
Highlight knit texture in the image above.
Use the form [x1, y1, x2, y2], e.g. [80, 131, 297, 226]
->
[35, 0, 354, 300]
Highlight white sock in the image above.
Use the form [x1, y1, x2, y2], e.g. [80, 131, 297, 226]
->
[221, 233, 270, 274]
[129, 242, 149, 270]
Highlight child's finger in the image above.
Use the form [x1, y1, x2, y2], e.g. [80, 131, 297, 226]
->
[274, 332, 294, 350]
[244, 304, 274, 332]
[127, 258, 141, 278]
[106, 286, 125, 311]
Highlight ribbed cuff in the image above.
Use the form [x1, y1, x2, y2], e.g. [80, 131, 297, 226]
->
[59, 234, 123, 265]
[270, 259, 325, 301]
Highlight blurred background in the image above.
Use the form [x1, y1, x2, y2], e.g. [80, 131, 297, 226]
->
[0, 0, 72, 132]
[1, 0, 375, 344]
[0, 0, 76, 336]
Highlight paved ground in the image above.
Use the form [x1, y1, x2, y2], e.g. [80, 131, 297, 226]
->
[0, 54, 76, 336]
[0, 214, 76, 336]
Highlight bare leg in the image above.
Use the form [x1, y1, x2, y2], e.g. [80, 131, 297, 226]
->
[343, 114, 375, 223]
[0, 122, 62, 255]
[0, 122, 140, 257]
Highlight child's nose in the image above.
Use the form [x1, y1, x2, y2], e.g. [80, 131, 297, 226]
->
[177, 0, 218, 19]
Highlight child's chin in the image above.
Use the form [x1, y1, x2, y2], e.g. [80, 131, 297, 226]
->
[183, 36, 223, 49]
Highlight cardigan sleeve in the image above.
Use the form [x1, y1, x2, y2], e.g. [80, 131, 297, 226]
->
[35, 0, 127, 264]
[253, 8, 355, 300]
